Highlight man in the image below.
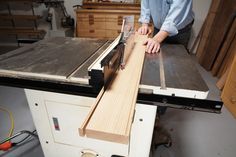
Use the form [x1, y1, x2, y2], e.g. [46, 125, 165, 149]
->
[138, 0, 194, 53]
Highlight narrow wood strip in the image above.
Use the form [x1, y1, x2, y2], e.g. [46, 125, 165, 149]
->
[79, 87, 105, 136]
[221, 54, 236, 118]
[216, 69, 230, 90]
[217, 36, 236, 77]
[0, 14, 41, 20]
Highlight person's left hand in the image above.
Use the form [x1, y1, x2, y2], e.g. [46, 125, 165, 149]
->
[143, 38, 160, 53]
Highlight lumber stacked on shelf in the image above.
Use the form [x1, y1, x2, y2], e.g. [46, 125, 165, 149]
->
[0, 0, 45, 40]
[75, 1, 141, 39]
[80, 33, 147, 144]
[196, 0, 236, 89]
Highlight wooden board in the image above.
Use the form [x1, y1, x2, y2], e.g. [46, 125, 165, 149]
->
[217, 35, 236, 77]
[200, 0, 236, 70]
[216, 69, 229, 90]
[82, 1, 140, 10]
[0, 27, 45, 36]
[196, 0, 221, 61]
[222, 55, 236, 118]
[80, 33, 147, 144]
[0, 14, 41, 20]
[211, 18, 236, 76]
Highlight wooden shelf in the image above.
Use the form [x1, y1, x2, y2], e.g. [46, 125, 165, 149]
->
[82, 1, 140, 10]
[0, 0, 36, 2]
[0, 27, 46, 37]
[0, 0, 46, 40]
[0, 14, 42, 20]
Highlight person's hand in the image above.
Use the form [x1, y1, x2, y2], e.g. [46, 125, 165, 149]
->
[138, 23, 152, 35]
[143, 38, 160, 54]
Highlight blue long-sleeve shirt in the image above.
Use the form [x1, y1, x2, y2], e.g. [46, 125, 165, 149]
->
[139, 0, 194, 36]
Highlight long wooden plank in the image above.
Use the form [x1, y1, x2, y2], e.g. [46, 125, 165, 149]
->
[196, 0, 221, 61]
[217, 35, 236, 77]
[211, 18, 236, 76]
[221, 55, 236, 118]
[80, 33, 147, 144]
[0, 14, 41, 20]
[82, 2, 140, 10]
[200, 0, 236, 70]
[216, 69, 229, 90]
[79, 87, 105, 136]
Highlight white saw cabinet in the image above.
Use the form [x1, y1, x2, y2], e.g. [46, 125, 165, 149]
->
[25, 89, 157, 157]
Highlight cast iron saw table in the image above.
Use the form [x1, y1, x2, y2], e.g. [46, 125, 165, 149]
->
[0, 37, 223, 157]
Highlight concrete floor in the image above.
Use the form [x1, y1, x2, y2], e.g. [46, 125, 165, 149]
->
[0, 48, 236, 157]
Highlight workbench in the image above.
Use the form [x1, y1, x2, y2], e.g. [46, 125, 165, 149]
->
[0, 37, 223, 157]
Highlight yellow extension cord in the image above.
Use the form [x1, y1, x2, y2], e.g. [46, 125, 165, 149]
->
[0, 107, 14, 138]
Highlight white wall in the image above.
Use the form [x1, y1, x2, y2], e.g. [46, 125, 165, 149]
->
[192, 0, 212, 35]
[64, 0, 83, 22]
[0, 0, 212, 45]
[64, 0, 212, 37]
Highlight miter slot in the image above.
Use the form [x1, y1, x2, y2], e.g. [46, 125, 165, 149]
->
[69, 41, 111, 85]
[67, 40, 109, 79]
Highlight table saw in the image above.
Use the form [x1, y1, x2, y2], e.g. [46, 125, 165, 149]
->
[0, 37, 223, 157]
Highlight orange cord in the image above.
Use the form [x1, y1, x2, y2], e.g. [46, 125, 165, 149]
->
[0, 141, 12, 151]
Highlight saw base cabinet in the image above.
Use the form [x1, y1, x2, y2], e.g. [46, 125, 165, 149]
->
[75, 9, 140, 39]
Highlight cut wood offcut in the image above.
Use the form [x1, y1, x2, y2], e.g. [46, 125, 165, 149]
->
[79, 33, 147, 144]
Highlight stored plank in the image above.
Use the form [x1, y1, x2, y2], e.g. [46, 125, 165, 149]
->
[82, 1, 140, 10]
[196, 0, 221, 61]
[216, 69, 229, 90]
[211, 18, 236, 76]
[80, 33, 147, 144]
[221, 55, 236, 118]
[0, 27, 46, 36]
[200, 0, 236, 70]
[0, 14, 41, 20]
[217, 35, 236, 77]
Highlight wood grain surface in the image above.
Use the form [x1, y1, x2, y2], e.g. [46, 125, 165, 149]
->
[222, 55, 236, 118]
[80, 33, 147, 144]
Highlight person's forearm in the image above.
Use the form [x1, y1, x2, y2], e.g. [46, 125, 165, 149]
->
[153, 30, 169, 43]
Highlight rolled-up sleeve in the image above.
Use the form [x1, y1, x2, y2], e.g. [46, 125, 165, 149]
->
[139, 0, 151, 24]
[161, 0, 193, 36]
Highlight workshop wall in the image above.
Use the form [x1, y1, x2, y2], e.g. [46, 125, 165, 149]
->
[190, 0, 212, 51]
[64, 0, 82, 23]
[43, 0, 212, 44]
[0, 0, 210, 47]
